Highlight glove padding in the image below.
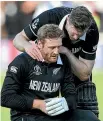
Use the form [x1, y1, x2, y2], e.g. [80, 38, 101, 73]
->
[45, 97, 69, 116]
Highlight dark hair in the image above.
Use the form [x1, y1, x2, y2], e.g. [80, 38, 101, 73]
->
[37, 24, 64, 40]
[69, 6, 93, 31]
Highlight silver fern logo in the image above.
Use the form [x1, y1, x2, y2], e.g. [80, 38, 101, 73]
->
[53, 67, 61, 75]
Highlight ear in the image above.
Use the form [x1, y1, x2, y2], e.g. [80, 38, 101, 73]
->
[37, 40, 43, 49]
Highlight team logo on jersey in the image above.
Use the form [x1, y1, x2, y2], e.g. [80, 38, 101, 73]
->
[29, 80, 60, 93]
[34, 65, 42, 75]
[93, 45, 97, 51]
[32, 18, 39, 30]
[71, 47, 81, 54]
[53, 67, 61, 75]
[10, 66, 18, 73]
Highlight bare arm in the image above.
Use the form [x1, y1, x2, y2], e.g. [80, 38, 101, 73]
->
[59, 46, 95, 81]
[13, 30, 32, 52]
[13, 30, 43, 60]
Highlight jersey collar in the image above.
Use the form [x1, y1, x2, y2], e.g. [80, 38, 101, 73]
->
[59, 14, 69, 30]
[79, 33, 86, 41]
[57, 55, 63, 65]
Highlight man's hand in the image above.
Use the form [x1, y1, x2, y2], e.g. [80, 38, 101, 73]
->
[25, 42, 44, 61]
[59, 46, 68, 55]
[32, 99, 47, 114]
[45, 97, 69, 116]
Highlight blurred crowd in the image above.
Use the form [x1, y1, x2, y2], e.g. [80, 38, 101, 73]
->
[1, 1, 103, 40]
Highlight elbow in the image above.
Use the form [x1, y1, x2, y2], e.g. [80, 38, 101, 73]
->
[79, 74, 90, 81]
[13, 33, 20, 48]
[1, 95, 7, 107]
[13, 37, 16, 48]
[13, 32, 25, 52]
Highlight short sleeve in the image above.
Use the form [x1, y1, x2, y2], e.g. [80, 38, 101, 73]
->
[80, 22, 99, 60]
[24, 10, 53, 41]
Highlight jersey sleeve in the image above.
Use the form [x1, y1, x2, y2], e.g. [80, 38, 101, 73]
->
[24, 10, 56, 41]
[80, 22, 99, 60]
[61, 55, 77, 110]
[1, 54, 34, 111]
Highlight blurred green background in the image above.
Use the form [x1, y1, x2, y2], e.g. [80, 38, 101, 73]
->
[1, 69, 103, 121]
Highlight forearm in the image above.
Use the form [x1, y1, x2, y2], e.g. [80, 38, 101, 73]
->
[65, 50, 90, 81]
[1, 93, 34, 111]
[13, 32, 31, 52]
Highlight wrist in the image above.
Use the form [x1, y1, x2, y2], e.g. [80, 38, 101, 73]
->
[32, 99, 42, 109]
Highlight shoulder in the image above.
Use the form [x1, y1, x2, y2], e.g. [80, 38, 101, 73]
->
[11, 52, 36, 65]
[50, 7, 73, 12]
[49, 7, 73, 16]
[87, 19, 99, 34]
[85, 20, 99, 44]
[9, 53, 38, 73]
[40, 7, 73, 20]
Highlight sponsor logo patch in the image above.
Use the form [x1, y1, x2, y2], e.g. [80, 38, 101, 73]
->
[10, 66, 18, 73]
[32, 18, 39, 29]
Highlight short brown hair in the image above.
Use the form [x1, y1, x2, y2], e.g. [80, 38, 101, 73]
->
[69, 6, 93, 31]
[37, 24, 64, 41]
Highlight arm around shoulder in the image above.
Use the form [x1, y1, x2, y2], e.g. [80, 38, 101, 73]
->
[13, 30, 32, 52]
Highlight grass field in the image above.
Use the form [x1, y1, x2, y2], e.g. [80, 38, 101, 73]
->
[0, 69, 103, 121]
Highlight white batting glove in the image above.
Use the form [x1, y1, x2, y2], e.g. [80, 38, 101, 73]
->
[46, 97, 69, 116]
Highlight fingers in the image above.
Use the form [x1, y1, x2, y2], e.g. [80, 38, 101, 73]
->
[25, 43, 44, 61]
[32, 44, 43, 61]
[46, 98, 62, 107]
[26, 49, 36, 59]
[50, 109, 65, 116]
[46, 102, 61, 111]
[58, 46, 62, 53]
[58, 46, 67, 54]
[45, 97, 69, 116]
[45, 98, 64, 116]
[47, 105, 63, 115]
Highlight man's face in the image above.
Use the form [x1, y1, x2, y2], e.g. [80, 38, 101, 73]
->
[65, 17, 86, 41]
[38, 38, 62, 63]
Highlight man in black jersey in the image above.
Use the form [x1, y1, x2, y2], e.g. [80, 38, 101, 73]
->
[13, 6, 99, 117]
[1, 24, 100, 121]
[1, 24, 74, 121]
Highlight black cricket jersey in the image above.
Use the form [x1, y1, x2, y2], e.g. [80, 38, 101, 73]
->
[24, 7, 99, 85]
[1, 53, 76, 118]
